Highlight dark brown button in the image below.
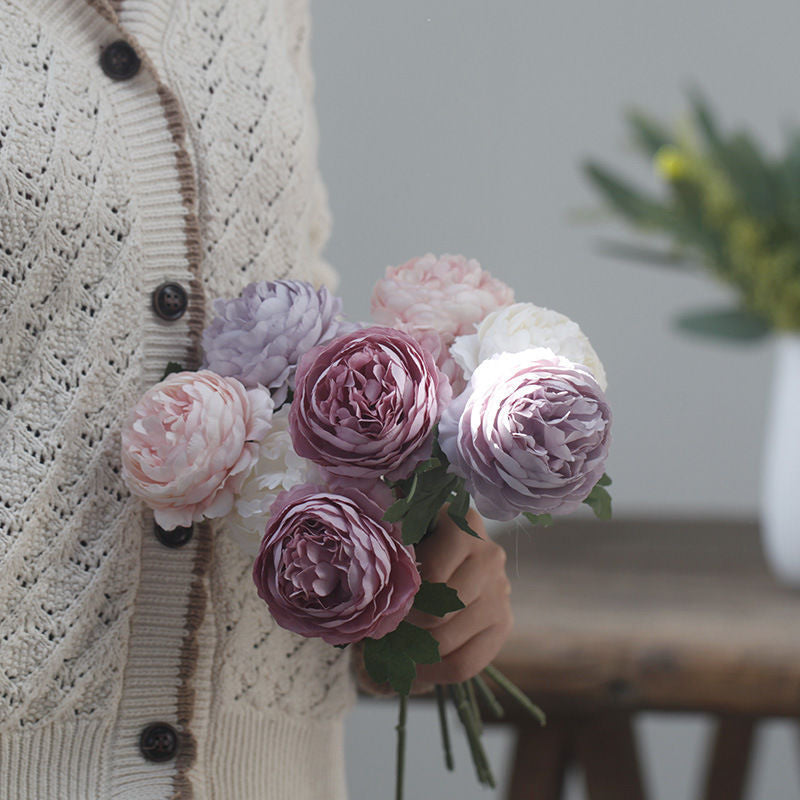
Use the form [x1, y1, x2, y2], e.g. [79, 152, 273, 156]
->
[152, 282, 188, 321]
[100, 40, 141, 81]
[154, 522, 194, 549]
[139, 722, 178, 763]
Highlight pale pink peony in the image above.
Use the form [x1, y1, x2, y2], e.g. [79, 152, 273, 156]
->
[371, 253, 515, 394]
[253, 484, 421, 645]
[121, 370, 274, 530]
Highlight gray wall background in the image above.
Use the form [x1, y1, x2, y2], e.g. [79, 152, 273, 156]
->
[308, 1, 800, 797]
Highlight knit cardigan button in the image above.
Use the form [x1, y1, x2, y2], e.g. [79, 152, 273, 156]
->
[154, 522, 194, 548]
[100, 40, 141, 81]
[152, 282, 188, 321]
[139, 723, 179, 763]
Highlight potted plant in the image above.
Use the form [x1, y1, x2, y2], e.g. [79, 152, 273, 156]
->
[584, 90, 800, 586]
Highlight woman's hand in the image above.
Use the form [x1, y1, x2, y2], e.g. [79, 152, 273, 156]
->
[406, 507, 513, 688]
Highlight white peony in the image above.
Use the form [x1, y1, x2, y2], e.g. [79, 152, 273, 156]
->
[450, 302, 607, 391]
[225, 406, 319, 557]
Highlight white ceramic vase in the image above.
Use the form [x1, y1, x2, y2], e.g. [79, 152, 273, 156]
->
[761, 332, 800, 587]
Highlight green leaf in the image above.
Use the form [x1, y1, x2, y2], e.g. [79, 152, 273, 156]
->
[446, 482, 481, 538]
[383, 498, 410, 524]
[583, 162, 667, 225]
[626, 108, 674, 156]
[523, 512, 554, 527]
[401, 475, 459, 545]
[388, 621, 441, 665]
[595, 239, 692, 269]
[160, 361, 184, 380]
[413, 581, 465, 617]
[583, 483, 612, 520]
[597, 473, 612, 487]
[362, 638, 417, 696]
[674, 307, 771, 341]
[362, 622, 441, 695]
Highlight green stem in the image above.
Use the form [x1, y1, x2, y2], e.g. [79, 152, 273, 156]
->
[435, 684, 455, 771]
[395, 694, 407, 800]
[482, 663, 546, 726]
[473, 674, 505, 719]
[466, 678, 483, 735]
[450, 683, 496, 788]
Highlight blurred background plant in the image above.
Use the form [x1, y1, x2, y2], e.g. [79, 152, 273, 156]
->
[584, 91, 800, 341]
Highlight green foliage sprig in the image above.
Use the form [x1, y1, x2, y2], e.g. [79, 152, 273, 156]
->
[584, 89, 800, 339]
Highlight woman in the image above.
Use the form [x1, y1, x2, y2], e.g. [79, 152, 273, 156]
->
[0, 1, 512, 797]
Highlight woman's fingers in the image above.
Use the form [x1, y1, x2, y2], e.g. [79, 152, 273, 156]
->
[404, 549, 498, 630]
[415, 618, 513, 686]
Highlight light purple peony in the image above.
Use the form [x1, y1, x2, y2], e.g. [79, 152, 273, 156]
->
[289, 326, 452, 481]
[201, 280, 354, 406]
[252, 484, 421, 646]
[439, 348, 611, 520]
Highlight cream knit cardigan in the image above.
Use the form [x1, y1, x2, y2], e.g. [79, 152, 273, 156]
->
[0, 1, 359, 798]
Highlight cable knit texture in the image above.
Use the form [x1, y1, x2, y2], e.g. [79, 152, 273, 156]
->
[0, 1, 355, 798]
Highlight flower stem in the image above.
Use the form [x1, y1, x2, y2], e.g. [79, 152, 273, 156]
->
[450, 683, 495, 787]
[435, 684, 455, 771]
[395, 693, 408, 800]
[466, 678, 482, 735]
[482, 663, 546, 726]
[473, 674, 505, 719]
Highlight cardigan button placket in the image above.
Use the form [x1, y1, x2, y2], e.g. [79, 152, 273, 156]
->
[151, 282, 189, 321]
[99, 40, 141, 81]
[139, 722, 179, 763]
[154, 522, 194, 549]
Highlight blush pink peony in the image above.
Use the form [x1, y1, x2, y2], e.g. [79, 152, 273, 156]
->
[252, 484, 421, 645]
[121, 370, 274, 530]
[289, 326, 451, 481]
[370, 253, 514, 393]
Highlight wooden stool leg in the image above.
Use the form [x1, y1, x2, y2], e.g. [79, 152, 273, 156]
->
[574, 713, 646, 800]
[701, 715, 756, 800]
[507, 719, 571, 800]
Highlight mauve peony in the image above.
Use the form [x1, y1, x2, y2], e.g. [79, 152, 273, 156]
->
[226, 406, 321, 557]
[252, 484, 421, 645]
[451, 302, 608, 391]
[439, 348, 611, 520]
[289, 326, 451, 481]
[201, 279, 355, 406]
[121, 370, 274, 530]
[371, 253, 514, 394]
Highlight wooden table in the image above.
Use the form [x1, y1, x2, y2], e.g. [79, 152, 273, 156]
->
[487, 518, 800, 800]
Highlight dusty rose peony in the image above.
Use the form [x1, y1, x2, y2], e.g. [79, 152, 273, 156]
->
[370, 253, 514, 394]
[252, 484, 421, 645]
[439, 348, 611, 520]
[289, 326, 451, 481]
[121, 370, 274, 530]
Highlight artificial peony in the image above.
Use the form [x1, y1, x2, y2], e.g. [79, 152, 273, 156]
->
[201, 279, 354, 406]
[439, 349, 611, 520]
[121, 370, 274, 530]
[371, 253, 514, 394]
[289, 326, 451, 481]
[450, 302, 607, 390]
[253, 484, 421, 645]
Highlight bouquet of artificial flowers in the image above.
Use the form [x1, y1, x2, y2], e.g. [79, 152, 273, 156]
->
[121, 254, 612, 797]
